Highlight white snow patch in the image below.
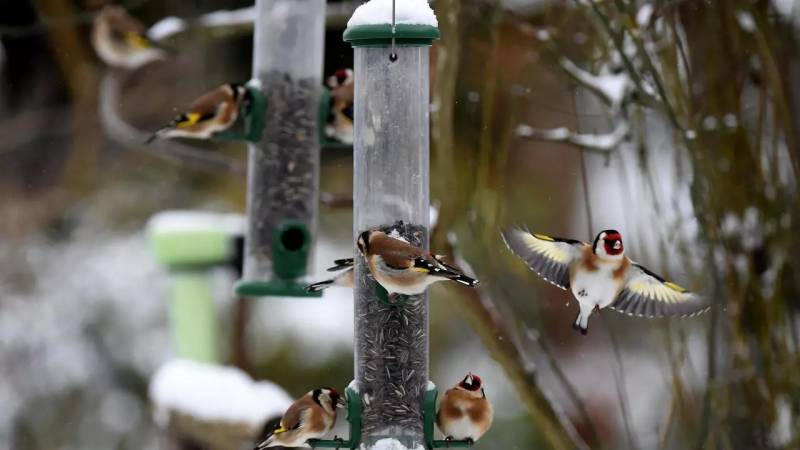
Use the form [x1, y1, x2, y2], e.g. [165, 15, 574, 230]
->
[347, 379, 360, 393]
[536, 29, 550, 41]
[149, 359, 293, 427]
[736, 11, 757, 32]
[146, 210, 244, 235]
[559, 58, 630, 108]
[772, 0, 798, 17]
[148, 17, 186, 41]
[636, 4, 654, 27]
[426, 380, 436, 391]
[148, 7, 256, 42]
[365, 438, 425, 450]
[348, 0, 438, 27]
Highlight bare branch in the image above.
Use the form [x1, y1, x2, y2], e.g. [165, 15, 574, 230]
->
[98, 72, 245, 175]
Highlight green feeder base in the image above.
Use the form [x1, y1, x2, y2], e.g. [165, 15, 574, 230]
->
[234, 279, 322, 298]
[215, 85, 267, 143]
[309, 386, 362, 449]
[423, 386, 474, 449]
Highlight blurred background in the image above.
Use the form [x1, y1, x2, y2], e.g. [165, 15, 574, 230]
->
[1, 0, 799, 449]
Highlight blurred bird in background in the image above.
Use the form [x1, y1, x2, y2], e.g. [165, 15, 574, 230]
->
[91, 5, 169, 69]
[255, 387, 344, 449]
[436, 373, 493, 443]
[147, 83, 250, 143]
[325, 68, 354, 144]
[502, 228, 709, 334]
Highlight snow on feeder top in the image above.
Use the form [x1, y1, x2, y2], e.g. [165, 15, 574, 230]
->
[343, 1, 439, 448]
[236, 0, 325, 298]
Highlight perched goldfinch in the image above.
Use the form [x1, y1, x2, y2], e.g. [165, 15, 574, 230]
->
[502, 228, 709, 335]
[436, 373, 493, 443]
[147, 83, 249, 143]
[325, 68, 354, 144]
[255, 387, 343, 449]
[91, 5, 168, 69]
[306, 258, 355, 292]
[356, 230, 479, 296]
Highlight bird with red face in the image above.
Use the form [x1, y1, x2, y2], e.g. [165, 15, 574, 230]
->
[436, 373, 493, 443]
[502, 228, 709, 335]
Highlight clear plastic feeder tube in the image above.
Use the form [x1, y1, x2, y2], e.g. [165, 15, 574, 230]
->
[242, 0, 325, 283]
[347, 23, 438, 446]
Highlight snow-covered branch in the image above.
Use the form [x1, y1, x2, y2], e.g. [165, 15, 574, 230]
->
[558, 57, 631, 110]
[98, 73, 245, 174]
[148, 2, 359, 42]
[515, 120, 629, 153]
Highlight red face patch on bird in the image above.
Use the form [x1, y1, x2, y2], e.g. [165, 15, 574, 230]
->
[459, 373, 482, 391]
[603, 231, 624, 255]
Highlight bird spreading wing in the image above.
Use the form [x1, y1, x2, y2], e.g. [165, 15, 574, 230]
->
[502, 228, 587, 290]
[610, 263, 709, 318]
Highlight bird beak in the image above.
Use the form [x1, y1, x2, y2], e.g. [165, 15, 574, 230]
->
[336, 397, 347, 409]
[613, 241, 622, 250]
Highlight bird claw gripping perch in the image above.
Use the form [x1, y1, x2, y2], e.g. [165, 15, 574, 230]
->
[422, 386, 475, 449]
[308, 386, 362, 449]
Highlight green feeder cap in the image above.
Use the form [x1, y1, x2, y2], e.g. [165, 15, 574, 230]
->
[344, 23, 440, 48]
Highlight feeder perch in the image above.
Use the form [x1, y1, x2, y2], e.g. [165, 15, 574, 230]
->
[422, 385, 474, 449]
[237, 0, 325, 298]
[345, 10, 439, 448]
[147, 211, 245, 363]
[215, 84, 267, 143]
[309, 385, 363, 449]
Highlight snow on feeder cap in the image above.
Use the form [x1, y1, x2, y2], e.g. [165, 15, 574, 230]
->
[344, 0, 439, 48]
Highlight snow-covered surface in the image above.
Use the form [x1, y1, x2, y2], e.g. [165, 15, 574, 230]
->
[149, 359, 293, 427]
[365, 438, 425, 450]
[348, 0, 438, 27]
[635, 4, 654, 27]
[148, 7, 255, 41]
[559, 58, 630, 108]
[146, 210, 244, 235]
[735, 11, 757, 32]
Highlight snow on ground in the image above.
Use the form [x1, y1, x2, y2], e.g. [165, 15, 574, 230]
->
[149, 359, 292, 427]
[348, 0, 437, 27]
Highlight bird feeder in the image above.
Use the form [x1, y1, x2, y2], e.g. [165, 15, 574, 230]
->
[236, 0, 326, 298]
[148, 211, 245, 363]
[344, 8, 439, 448]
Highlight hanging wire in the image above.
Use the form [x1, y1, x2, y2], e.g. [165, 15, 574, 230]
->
[389, 0, 397, 62]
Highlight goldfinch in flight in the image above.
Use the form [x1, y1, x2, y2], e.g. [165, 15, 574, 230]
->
[91, 5, 168, 69]
[147, 83, 249, 143]
[325, 68, 354, 144]
[255, 387, 343, 449]
[502, 228, 709, 335]
[436, 373, 493, 443]
[357, 230, 479, 296]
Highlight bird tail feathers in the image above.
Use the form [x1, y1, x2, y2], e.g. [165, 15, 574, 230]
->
[306, 279, 334, 292]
